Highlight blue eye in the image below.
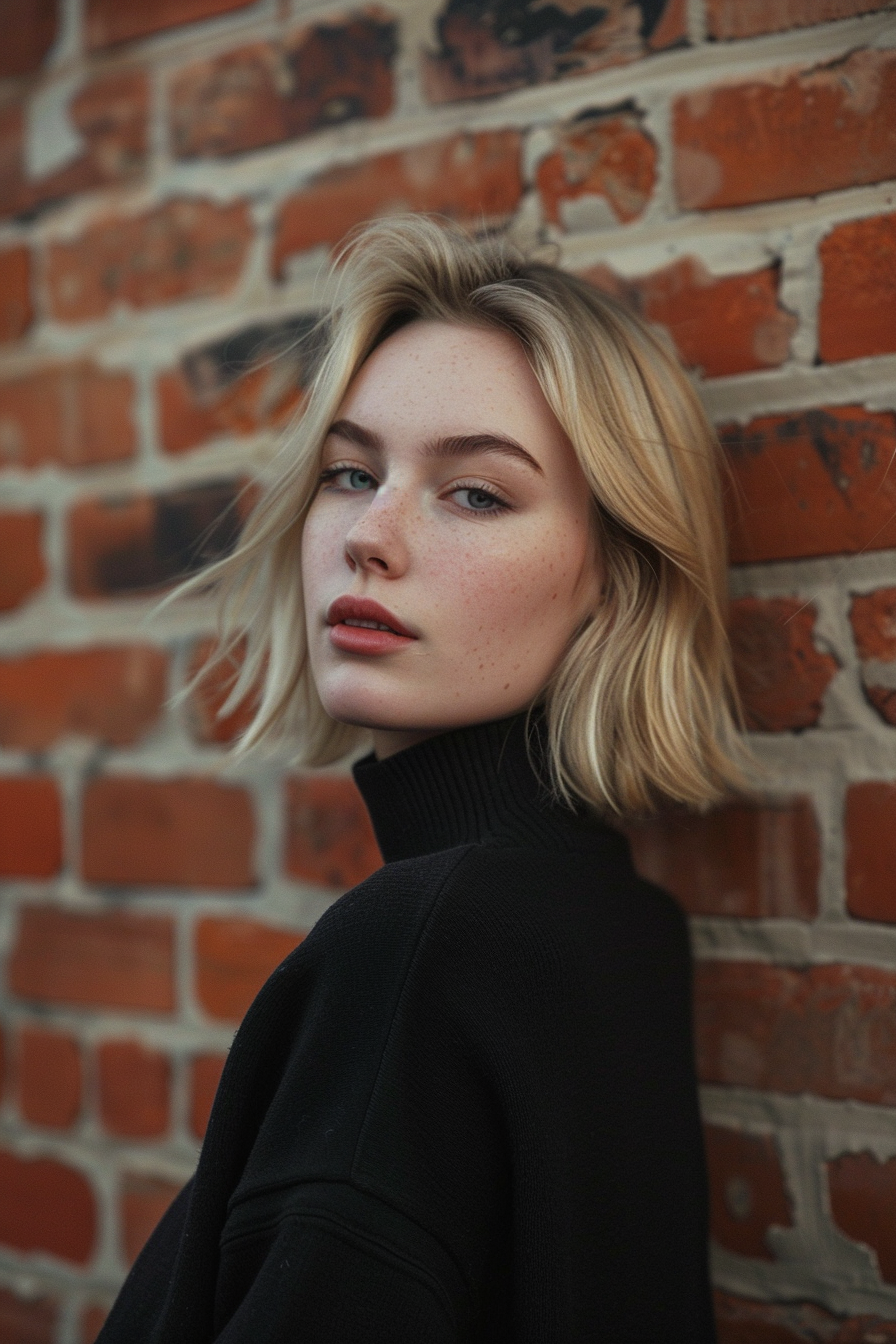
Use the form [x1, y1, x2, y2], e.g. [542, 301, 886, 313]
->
[464, 488, 499, 509]
[347, 469, 374, 490]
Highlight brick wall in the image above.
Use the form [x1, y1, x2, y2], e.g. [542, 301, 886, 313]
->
[0, 0, 895, 1339]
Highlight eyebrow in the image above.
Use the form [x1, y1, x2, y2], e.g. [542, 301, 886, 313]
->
[326, 419, 544, 476]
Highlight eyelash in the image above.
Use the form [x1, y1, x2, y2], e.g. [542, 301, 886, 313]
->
[317, 464, 513, 515]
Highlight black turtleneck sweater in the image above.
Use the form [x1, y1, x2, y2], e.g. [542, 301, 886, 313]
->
[98, 715, 716, 1344]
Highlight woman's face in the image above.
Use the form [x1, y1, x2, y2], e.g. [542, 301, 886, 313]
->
[302, 319, 599, 757]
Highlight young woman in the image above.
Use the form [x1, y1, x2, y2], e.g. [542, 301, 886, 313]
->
[98, 216, 748, 1343]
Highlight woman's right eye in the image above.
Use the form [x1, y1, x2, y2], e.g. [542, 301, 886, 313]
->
[319, 466, 377, 492]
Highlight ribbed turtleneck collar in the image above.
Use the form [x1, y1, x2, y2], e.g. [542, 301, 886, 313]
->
[352, 712, 629, 866]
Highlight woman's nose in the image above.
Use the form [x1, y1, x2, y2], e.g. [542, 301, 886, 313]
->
[343, 491, 410, 578]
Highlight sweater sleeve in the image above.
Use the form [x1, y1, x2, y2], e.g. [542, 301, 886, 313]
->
[212, 1182, 470, 1344]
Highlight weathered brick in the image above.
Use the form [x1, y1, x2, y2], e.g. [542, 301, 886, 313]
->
[721, 407, 896, 564]
[17, 1024, 82, 1130]
[0, 1149, 96, 1263]
[674, 50, 896, 211]
[865, 685, 896, 726]
[714, 1290, 896, 1344]
[707, 0, 892, 40]
[0, 776, 62, 878]
[705, 1125, 793, 1260]
[196, 916, 303, 1022]
[158, 314, 320, 454]
[82, 775, 254, 889]
[0, 0, 57, 76]
[819, 213, 896, 363]
[730, 598, 838, 732]
[119, 1172, 182, 1267]
[851, 588, 896, 662]
[626, 798, 819, 919]
[0, 246, 31, 342]
[0, 510, 45, 611]
[0, 646, 168, 750]
[67, 480, 246, 599]
[97, 1039, 170, 1138]
[846, 782, 896, 923]
[285, 776, 381, 889]
[80, 1303, 109, 1344]
[46, 198, 251, 322]
[0, 364, 135, 470]
[536, 110, 656, 228]
[0, 70, 148, 221]
[9, 906, 175, 1013]
[189, 1052, 226, 1138]
[422, 0, 682, 104]
[828, 1152, 896, 1285]
[86, 0, 255, 49]
[0, 1286, 57, 1344]
[187, 638, 257, 745]
[171, 17, 396, 159]
[695, 961, 896, 1105]
[273, 132, 523, 277]
[585, 258, 795, 378]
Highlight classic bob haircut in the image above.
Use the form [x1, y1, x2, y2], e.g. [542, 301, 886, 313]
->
[184, 214, 750, 817]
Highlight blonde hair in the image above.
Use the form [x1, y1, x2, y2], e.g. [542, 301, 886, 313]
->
[183, 215, 750, 816]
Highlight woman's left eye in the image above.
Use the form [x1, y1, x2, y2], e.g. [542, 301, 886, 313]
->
[451, 485, 509, 513]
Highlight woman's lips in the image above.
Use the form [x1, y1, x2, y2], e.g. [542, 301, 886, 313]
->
[326, 595, 417, 656]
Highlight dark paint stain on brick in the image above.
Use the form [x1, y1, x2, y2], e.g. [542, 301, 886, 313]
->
[423, 0, 648, 103]
[72, 481, 247, 598]
[181, 314, 324, 401]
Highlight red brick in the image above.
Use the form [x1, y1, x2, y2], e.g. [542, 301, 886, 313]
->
[0, 646, 168, 750]
[9, 905, 175, 1013]
[422, 0, 677, 103]
[586, 258, 796, 378]
[707, 0, 892, 40]
[67, 480, 246, 599]
[0, 511, 45, 611]
[0, 1286, 57, 1344]
[119, 1172, 182, 1267]
[189, 1052, 226, 1138]
[82, 776, 254, 888]
[196, 916, 303, 1022]
[730, 598, 838, 732]
[17, 1024, 82, 1130]
[187, 638, 257, 745]
[273, 132, 523, 277]
[851, 588, 896, 662]
[0, 70, 148, 221]
[626, 798, 819, 919]
[86, 0, 255, 49]
[674, 50, 896, 211]
[714, 1290, 896, 1344]
[0, 364, 135, 470]
[846, 782, 896, 922]
[0, 0, 56, 76]
[705, 1125, 792, 1260]
[0, 246, 31, 342]
[158, 313, 319, 454]
[819, 213, 896, 363]
[46, 198, 251, 322]
[865, 685, 896, 727]
[285, 776, 381, 889]
[829, 1152, 896, 1284]
[721, 407, 896, 564]
[97, 1039, 170, 1138]
[80, 1303, 109, 1344]
[0, 776, 62, 878]
[695, 961, 896, 1105]
[536, 111, 656, 227]
[0, 1148, 96, 1263]
[171, 17, 396, 159]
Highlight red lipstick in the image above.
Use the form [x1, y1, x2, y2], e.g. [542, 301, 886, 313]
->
[326, 596, 417, 656]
